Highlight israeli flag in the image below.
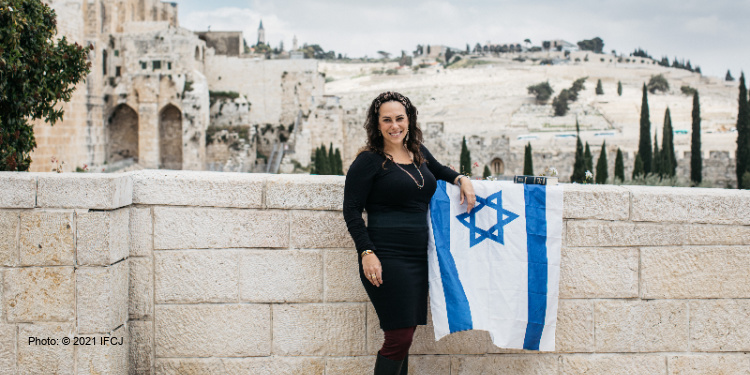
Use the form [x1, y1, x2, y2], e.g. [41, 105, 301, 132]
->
[427, 180, 563, 351]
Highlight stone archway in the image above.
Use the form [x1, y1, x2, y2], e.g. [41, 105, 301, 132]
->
[491, 157, 505, 175]
[159, 104, 183, 169]
[107, 104, 139, 163]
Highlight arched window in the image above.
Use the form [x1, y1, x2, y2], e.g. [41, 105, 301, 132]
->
[491, 158, 504, 175]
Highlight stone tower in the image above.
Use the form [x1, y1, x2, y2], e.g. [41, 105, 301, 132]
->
[293, 35, 298, 51]
[257, 19, 265, 45]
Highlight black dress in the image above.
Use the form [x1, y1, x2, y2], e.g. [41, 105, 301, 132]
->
[343, 145, 460, 330]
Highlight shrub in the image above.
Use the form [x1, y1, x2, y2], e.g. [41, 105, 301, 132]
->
[527, 81, 554, 103]
[647, 74, 669, 93]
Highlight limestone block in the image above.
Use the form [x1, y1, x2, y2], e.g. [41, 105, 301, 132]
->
[0, 210, 19, 266]
[324, 250, 368, 302]
[691, 300, 750, 351]
[76, 325, 128, 375]
[155, 304, 271, 357]
[325, 357, 374, 375]
[37, 173, 132, 209]
[290, 210, 354, 248]
[451, 355, 558, 374]
[272, 304, 366, 356]
[77, 262, 129, 334]
[131, 170, 267, 208]
[689, 224, 750, 246]
[560, 355, 666, 375]
[366, 303, 384, 355]
[642, 246, 750, 299]
[0, 271, 3, 321]
[668, 355, 750, 375]
[0, 324, 15, 375]
[155, 250, 238, 303]
[130, 206, 153, 257]
[129, 257, 153, 319]
[155, 357, 325, 375]
[562, 184, 629, 220]
[129, 321, 153, 375]
[411, 306, 492, 355]
[154, 207, 289, 249]
[17, 323, 75, 375]
[19, 210, 75, 266]
[77, 208, 129, 266]
[560, 247, 638, 298]
[0, 172, 36, 208]
[629, 185, 750, 225]
[239, 250, 322, 303]
[265, 174, 345, 210]
[410, 355, 452, 375]
[567, 220, 687, 247]
[594, 300, 688, 352]
[4, 267, 75, 322]
[555, 299, 594, 353]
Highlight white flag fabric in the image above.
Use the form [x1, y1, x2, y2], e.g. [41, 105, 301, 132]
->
[427, 180, 563, 351]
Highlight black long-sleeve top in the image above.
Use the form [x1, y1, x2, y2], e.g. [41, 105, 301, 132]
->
[343, 145, 461, 252]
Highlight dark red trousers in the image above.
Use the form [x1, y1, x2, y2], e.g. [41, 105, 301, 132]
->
[380, 326, 416, 361]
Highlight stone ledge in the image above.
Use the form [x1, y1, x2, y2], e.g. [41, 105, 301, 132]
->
[265, 174, 345, 210]
[627, 185, 750, 225]
[562, 184, 630, 220]
[0, 173, 36, 208]
[37, 173, 132, 209]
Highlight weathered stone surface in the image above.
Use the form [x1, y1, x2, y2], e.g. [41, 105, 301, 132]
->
[155, 304, 271, 357]
[77, 208, 129, 266]
[156, 250, 239, 303]
[290, 210, 354, 248]
[4, 267, 74, 322]
[130, 206, 153, 257]
[0, 211, 18, 266]
[366, 303, 384, 355]
[561, 355, 665, 375]
[325, 357, 374, 375]
[273, 304, 366, 356]
[562, 184, 630, 220]
[0, 324, 15, 375]
[410, 355, 452, 375]
[19, 210, 75, 266]
[0, 172, 36, 208]
[629, 185, 750, 225]
[129, 257, 153, 319]
[642, 246, 750, 299]
[154, 207, 289, 249]
[691, 300, 750, 351]
[77, 262, 129, 334]
[411, 307, 491, 355]
[239, 250, 322, 303]
[668, 355, 750, 375]
[131, 170, 267, 208]
[555, 299, 594, 353]
[689, 224, 750, 246]
[266, 174, 345, 210]
[324, 250, 368, 302]
[560, 247, 638, 298]
[594, 300, 688, 352]
[17, 323, 75, 375]
[129, 321, 153, 375]
[567, 220, 687, 247]
[0, 271, 3, 321]
[76, 325, 128, 375]
[155, 357, 325, 375]
[37, 173, 132, 209]
[451, 355, 558, 374]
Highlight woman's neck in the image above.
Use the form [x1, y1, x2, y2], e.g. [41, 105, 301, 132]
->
[384, 144, 412, 162]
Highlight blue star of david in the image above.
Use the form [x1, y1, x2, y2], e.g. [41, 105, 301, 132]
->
[456, 190, 519, 247]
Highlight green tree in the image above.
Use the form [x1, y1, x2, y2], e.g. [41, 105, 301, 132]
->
[334, 148, 343, 175]
[576, 37, 604, 53]
[617, 81, 623, 96]
[584, 142, 593, 173]
[691, 91, 702, 185]
[552, 89, 570, 116]
[726, 70, 735, 82]
[638, 84, 653, 175]
[614, 148, 625, 182]
[523, 142, 534, 175]
[595, 141, 608, 183]
[595, 79, 604, 95]
[571, 121, 586, 183]
[632, 153, 644, 179]
[736, 74, 750, 188]
[460, 136, 472, 175]
[0, 0, 92, 171]
[527, 81, 554, 103]
[318, 144, 329, 175]
[661, 108, 676, 177]
[647, 74, 669, 94]
[652, 133, 662, 178]
[328, 143, 336, 175]
[483, 165, 491, 179]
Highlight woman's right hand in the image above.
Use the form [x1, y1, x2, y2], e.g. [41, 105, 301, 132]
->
[362, 253, 383, 287]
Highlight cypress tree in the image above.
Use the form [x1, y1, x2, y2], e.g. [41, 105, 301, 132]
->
[311, 147, 318, 174]
[334, 148, 343, 175]
[523, 142, 534, 175]
[571, 122, 586, 183]
[596, 79, 604, 95]
[638, 83, 653, 174]
[328, 143, 336, 176]
[460, 137, 472, 175]
[617, 81, 623, 96]
[652, 133, 661, 178]
[595, 141, 608, 184]
[483, 165, 491, 179]
[736, 73, 750, 188]
[584, 142, 593, 173]
[633, 153, 644, 179]
[661, 108, 676, 177]
[614, 148, 625, 182]
[318, 144, 329, 175]
[691, 91, 702, 185]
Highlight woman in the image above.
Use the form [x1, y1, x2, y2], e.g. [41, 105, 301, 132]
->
[343, 91, 476, 374]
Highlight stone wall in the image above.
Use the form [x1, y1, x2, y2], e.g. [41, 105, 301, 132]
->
[1, 171, 750, 374]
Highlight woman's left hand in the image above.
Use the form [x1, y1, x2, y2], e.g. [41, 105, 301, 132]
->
[459, 177, 476, 213]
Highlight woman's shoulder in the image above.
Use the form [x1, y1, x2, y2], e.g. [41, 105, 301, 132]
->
[354, 148, 384, 162]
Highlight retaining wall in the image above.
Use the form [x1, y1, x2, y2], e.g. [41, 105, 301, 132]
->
[1, 171, 749, 374]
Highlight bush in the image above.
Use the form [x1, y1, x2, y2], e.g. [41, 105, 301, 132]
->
[647, 74, 669, 93]
[681, 85, 697, 96]
[385, 69, 398, 75]
[527, 81, 554, 103]
[552, 90, 570, 116]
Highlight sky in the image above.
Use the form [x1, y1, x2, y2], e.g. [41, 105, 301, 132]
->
[175, 0, 749, 79]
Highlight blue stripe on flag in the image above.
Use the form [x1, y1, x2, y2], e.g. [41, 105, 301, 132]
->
[523, 184, 548, 350]
[431, 180, 473, 333]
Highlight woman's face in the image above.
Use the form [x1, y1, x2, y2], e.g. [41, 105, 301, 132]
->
[378, 101, 409, 150]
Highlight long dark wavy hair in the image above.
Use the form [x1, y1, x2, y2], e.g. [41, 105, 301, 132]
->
[362, 91, 425, 166]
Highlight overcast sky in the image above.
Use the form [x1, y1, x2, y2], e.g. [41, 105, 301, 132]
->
[176, 0, 749, 79]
